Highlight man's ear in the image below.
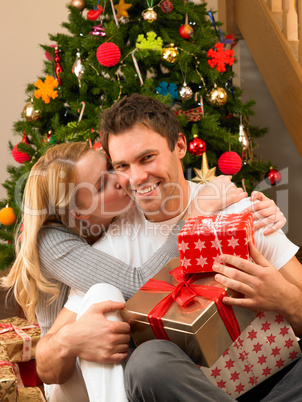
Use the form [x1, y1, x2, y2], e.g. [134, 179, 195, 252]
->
[175, 133, 187, 159]
[70, 209, 90, 221]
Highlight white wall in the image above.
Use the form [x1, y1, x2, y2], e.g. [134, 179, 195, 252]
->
[0, 0, 68, 199]
[0, 2, 301, 245]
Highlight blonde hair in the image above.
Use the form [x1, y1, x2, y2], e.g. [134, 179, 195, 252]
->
[1, 142, 93, 323]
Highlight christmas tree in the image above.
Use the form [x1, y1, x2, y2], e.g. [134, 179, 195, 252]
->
[0, 0, 272, 270]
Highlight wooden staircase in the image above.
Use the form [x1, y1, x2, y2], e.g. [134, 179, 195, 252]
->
[212, 0, 302, 159]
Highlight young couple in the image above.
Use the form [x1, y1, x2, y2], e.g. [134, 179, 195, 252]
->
[3, 94, 301, 402]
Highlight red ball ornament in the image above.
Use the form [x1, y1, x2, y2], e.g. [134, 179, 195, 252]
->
[179, 24, 194, 39]
[161, 0, 173, 13]
[96, 42, 121, 67]
[265, 166, 282, 186]
[188, 136, 206, 156]
[218, 151, 242, 175]
[12, 133, 31, 164]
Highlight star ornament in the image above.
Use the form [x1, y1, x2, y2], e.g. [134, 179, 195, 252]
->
[114, 0, 132, 19]
[192, 152, 216, 184]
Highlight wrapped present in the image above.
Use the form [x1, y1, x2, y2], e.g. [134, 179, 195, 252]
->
[200, 311, 302, 399]
[121, 258, 256, 367]
[0, 317, 41, 363]
[0, 345, 17, 401]
[18, 360, 42, 387]
[18, 386, 46, 401]
[177, 212, 254, 273]
[0, 344, 17, 402]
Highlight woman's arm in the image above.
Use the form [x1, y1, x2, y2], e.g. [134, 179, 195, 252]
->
[38, 223, 184, 300]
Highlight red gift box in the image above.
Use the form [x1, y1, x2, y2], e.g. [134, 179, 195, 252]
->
[18, 360, 42, 387]
[200, 311, 302, 398]
[177, 213, 254, 273]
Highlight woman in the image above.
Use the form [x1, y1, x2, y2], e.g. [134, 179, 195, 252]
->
[1, 142, 284, 401]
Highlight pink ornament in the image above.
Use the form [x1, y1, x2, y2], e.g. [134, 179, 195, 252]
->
[188, 137, 206, 156]
[96, 42, 121, 67]
[218, 151, 242, 175]
[45, 44, 56, 61]
[12, 133, 31, 164]
[89, 24, 106, 36]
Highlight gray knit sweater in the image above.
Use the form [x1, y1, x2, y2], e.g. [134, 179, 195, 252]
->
[36, 223, 185, 337]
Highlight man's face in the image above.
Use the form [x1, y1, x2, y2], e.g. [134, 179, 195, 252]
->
[109, 123, 188, 222]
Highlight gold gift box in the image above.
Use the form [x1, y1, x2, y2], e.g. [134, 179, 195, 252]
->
[121, 258, 256, 367]
[0, 317, 41, 363]
[0, 344, 17, 402]
[18, 387, 46, 401]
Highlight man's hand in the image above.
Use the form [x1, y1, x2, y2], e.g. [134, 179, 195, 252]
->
[63, 301, 130, 364]
[242, 191, 286, 235]
[212, 242, 302, 335]
[187, 175, 247, 218]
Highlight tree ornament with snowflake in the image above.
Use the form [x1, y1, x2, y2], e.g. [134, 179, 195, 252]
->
[207, 43, 235, 73]
[34, 75, 59, 103]
[136, 31, 163, 52]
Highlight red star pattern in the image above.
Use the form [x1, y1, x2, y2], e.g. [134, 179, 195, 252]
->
[257, 354, 267, 365]
[257, 311, 265, 319]
[239, 351, 249, 361]
[279, 326, 289, 336]
[248, 376, 258, 385]
[289, 350, 299, 361]
[247, 329, 257, 341]
[243, 364, 253, 373]
[210, 367, 221, 378]
[225, 358, 235, 369]
[271, 346, 281, 357]
[235, 383, 245, 394]
[275, 358, 285, 369]
[217, 379, 227, 389]
[178, 214, 253, 273]
[275, 314, 284, 324]
[230, 371, 240, 382]
[261, 321, 271, 332]
[266, 334, 276, 345]
[262, 366, 272, 377]
[284, 339, 294, 349]
[234, 338, 244, 349]
[252, 342, 263, 353]
[222, 349, 230, 357]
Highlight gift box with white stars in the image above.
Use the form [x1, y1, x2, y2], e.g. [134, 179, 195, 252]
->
[177, 213, 254, 273]
[200, 311, 302, 398]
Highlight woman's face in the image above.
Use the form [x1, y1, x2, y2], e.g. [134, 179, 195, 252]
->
[73, 150, 133, 228]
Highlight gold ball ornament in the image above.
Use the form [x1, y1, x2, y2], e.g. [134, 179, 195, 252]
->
[179, 83, 193, 101]
[208, 85, 228, 106]
[70, 0, 86, 11]
[23, 102, 40, 121]
[0, 205, 17, 226]
[142, 7, 157, 22]
[162, 43, 179, 64]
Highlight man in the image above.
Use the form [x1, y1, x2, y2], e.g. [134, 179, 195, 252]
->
[36, 95, 299, 401]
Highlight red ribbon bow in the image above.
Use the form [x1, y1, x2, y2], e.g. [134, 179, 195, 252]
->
[141, 266, 240, 342]
[174, 107, 204, 122]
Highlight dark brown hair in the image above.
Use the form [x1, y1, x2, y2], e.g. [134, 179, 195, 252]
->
[100, 94, 183, 155]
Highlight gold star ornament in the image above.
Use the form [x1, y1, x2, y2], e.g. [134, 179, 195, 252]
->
[114, 0, 132, 19]
[191, 152, 217, 184]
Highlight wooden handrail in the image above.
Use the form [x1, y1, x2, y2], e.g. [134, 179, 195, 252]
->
[233, 0, 302, 158]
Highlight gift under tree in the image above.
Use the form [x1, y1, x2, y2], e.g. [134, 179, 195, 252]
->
[0, 0, 275, 270]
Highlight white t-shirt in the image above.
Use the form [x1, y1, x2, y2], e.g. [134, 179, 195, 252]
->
[65, 185, 299, 313]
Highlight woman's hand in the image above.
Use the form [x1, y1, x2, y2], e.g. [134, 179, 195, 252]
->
[242, 191, 286, 235]
[186, 175, 247, 219]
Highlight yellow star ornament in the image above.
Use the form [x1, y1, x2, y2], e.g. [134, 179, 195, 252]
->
[192, 152, 217, 184]
[114, 0, 132, 19]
